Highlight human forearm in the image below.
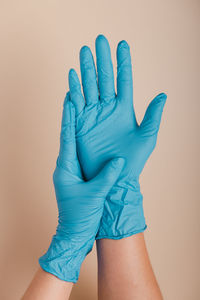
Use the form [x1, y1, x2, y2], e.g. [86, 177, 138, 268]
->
[97, 233, 163, 300]
[22, 268, 73, 300]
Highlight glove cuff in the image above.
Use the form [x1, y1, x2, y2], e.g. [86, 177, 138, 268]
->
[39, 234, 94, 282]
[96, 185, 147, 240]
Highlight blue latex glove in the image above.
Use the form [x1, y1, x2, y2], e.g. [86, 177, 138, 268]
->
[39, 93, 124, 282]
[68, 35, 167, 239]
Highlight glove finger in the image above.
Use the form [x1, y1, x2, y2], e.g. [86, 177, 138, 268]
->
[95, 35, 115, 103]
[117, 40, 137, 127]
[117, 40, 133, 102]
[80, 46, 99, 106]
[58, 92, 77, 167]
[89, 158, 125, 195]
[68, 68, 85, 116]
[140, 93, 167, 135]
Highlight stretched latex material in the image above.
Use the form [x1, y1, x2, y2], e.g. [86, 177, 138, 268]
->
[68, 35, 167, 239]
[39, 94, 124, 282]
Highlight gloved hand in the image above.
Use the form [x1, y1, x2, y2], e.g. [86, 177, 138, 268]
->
[39, 93, 124, 282]
[68, 35, 167, 239]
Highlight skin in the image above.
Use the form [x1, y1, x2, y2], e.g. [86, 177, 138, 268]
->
[97, 233, 163, 300]
[21, 268, 73, 300]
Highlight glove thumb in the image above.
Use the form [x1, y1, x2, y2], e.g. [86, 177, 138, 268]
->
[140, 93, 167, 136]
[89, 158, 125, 195]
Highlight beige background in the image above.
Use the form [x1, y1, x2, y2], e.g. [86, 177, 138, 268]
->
[0, 0, 199, 299]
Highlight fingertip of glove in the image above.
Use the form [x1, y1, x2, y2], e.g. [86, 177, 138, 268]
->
[152, 93, 167, 109]
[96, 34, 106, 42]
[111, 157, 125, 169]
[68, 68, 76, 78]
[157, 92, 167, 102]
[80, 45, 91, 57]
[95, 34, 109, 49]
[117, 40, 130, 50]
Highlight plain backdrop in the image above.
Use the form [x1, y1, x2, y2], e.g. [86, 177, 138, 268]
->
[0, 0, 199, 299]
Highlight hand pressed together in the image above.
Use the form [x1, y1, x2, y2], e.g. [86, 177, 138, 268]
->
[39, 34, 166, 282]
